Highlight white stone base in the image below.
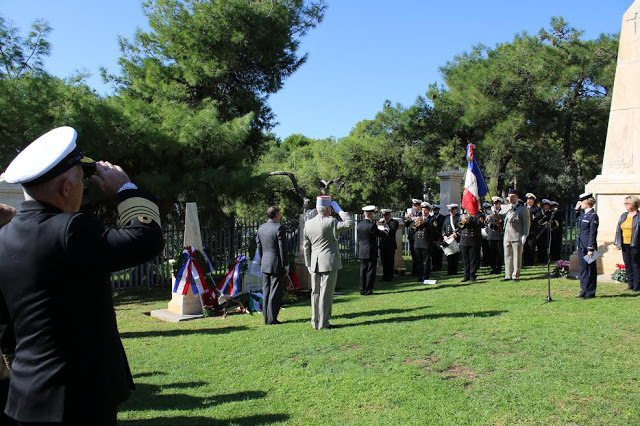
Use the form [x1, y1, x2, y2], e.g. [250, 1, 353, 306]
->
[150, 309, 203, 322]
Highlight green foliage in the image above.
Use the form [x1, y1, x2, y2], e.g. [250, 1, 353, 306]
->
[0, 16, 51, 79]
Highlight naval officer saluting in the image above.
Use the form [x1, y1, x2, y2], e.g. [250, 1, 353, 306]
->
[0, 127, 164, 424]
[575, 192, 599, 299]
[357, 205, 388, 295]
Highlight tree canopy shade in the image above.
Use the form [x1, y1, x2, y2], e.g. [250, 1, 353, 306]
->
[430, 17, 617, 200]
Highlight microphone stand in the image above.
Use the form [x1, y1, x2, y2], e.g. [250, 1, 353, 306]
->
[545, 209, 556, 302]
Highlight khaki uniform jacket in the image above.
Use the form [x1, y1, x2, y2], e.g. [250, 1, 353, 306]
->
[303, 211, 354, 273]
[502, 204, 530, 242]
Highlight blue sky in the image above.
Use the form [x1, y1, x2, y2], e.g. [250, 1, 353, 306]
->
[1, 1, 632, 140]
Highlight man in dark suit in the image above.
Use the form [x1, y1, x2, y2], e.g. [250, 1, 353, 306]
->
[0, 127, 164, 424]
[0, 204, 16, 425]
[575, 193, 599, 299]
[485, 197, 504, 275]
[357, 206, 388, 295]
[430, 205, 445, 271]
[256, 206, 289, 324]
[378, 209, 398, 282]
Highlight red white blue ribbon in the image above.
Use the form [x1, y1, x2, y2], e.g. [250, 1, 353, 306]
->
[461, 143, 488, 215]
[172, 246, 210, 295]
[217, 255, 246, 296]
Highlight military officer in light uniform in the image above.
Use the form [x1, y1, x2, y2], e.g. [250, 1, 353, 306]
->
[0, 127, 164, 424]
[303, 195, 354, 329]
[503, 189, 530, 281]
[575, 192, 599, 299]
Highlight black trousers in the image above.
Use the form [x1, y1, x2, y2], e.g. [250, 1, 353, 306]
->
[360, 258, 377, 294]
[487, 239, 503, 273]
[460, 244, 480, 280]
[446, 252, 460, 275]
[523, 236, 537, 266]
[262, 273, 284, 324]
[550, 231, 562, 261]
[481, 239, 490, 266]
[622, 244, 640, 291]
[537, 231, 550, 264]
[415, 248, 431, 281]
[380, 248, 395, 281]
[431, 244, 443, 271]
[578, 248, 597, 298]
[409, 240, 419, 275]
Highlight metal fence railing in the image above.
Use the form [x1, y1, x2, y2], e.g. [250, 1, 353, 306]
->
[111, 209, 579, 290]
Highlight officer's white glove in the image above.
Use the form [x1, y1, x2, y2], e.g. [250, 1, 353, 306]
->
[330, 201, 342, 213]
[491, 206, 496, 213]
[307, 267, 314, 274]
[574, 201, 582, 211]
[521, 236, 527, 245]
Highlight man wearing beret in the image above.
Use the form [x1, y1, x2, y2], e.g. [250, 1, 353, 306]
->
[357, 206, 388, 295]
[303, 196, 354, 329]
[0, 127, 164, 424]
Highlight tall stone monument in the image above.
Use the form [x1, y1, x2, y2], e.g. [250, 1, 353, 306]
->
[585, 0, 640, 275]
[438, 169, 464, 215]
[151, 202, 205, 322]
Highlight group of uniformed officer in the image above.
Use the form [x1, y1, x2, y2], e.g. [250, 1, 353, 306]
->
[403, 193, 566, 282]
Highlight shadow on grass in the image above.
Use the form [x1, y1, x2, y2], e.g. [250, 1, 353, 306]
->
[121, 382, 267, 413]
[597, 292, 640, 298]
[120, 413, 290, 425]
[340, 309, 507, 328]
[114, 287, 170, 306]
[121, 325, 250, 339]
[384, 281, 475, 294]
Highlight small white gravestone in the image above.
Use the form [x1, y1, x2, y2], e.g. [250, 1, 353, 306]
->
[151, 202, 205, 322]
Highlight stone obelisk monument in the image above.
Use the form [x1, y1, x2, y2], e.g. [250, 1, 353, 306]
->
[585, 0, 640, 275]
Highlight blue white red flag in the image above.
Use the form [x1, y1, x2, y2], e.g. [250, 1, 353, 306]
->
[461, 144, 488, 216]
[218, 255, 247, 296]
[172, 246, 210, 295]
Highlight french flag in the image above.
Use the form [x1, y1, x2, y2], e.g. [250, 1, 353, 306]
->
[461, 144, 488, 215]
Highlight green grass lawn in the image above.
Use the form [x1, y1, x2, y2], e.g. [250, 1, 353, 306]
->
[114, 262, 640, 425]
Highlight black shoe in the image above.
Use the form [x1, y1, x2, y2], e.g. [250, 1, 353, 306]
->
[470, 278, 477, 283]
[327, 324, 339, 329]
[512, 278, 520, 282]
[575, 294, 585, 298]
[502, 278, 511, 281]
[461, 278, 469, 283]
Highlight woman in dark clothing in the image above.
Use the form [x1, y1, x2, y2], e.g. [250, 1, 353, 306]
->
[615, 196, 640, 291]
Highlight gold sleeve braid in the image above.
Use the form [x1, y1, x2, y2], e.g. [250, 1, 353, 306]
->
[117, 197, 162, 228]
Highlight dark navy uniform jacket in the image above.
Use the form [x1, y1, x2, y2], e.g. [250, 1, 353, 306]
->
[413, 216, 436, 250]
[576, 209, 599, 251]
[378, 218, 399, 251]
[357, 218, 387, 260]
[458, 213, 484, 247]
[0, 190, 164, 423]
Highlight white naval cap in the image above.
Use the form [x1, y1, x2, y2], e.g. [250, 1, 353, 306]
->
[549, 200, 559, 206]
[1, 126, 95, 185]
[578, 192, 593, 201]
[420, 202, 432, 209]
[446, 203, 459, 209]
[491, 196, 503, 203]
[381, 208, 393, 214]
[482, 202, 491, 208]
[541, 198, 551, 205]
[432, 204, 440, 209]
[362, 205, 376, 212]
[316, 195, 332, 208]
[525, 192, 537, 200]
[411, 198, 422, 204]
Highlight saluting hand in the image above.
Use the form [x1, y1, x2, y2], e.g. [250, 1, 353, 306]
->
[91, 161, 131, 197]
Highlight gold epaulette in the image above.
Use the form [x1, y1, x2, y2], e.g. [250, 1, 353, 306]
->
[117, 197, 162, 228]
